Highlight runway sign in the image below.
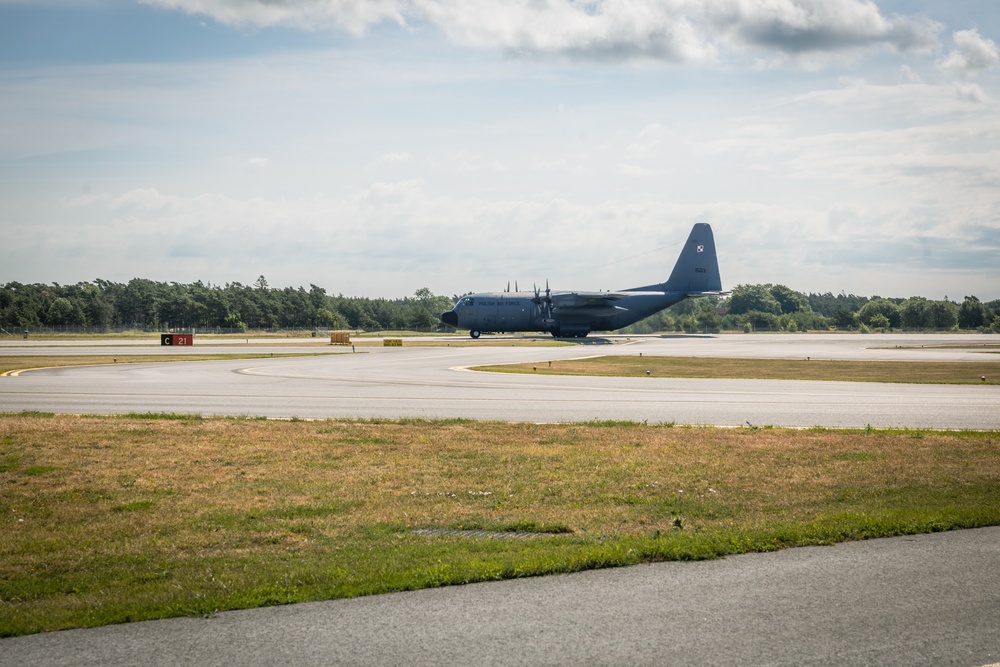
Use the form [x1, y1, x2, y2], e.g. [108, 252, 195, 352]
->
[161, 334, 194, 346]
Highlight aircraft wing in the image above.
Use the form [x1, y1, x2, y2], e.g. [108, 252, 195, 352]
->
[549, 291, 664, 310]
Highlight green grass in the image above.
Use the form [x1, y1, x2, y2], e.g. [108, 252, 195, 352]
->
[475, 356, 1000, 384]
[1, 414, 998, 636]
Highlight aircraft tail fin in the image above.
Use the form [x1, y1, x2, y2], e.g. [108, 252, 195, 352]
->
[661, 223, 722, 294]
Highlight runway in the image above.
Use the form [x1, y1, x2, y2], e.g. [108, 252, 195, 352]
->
[2, 333, 999, 429]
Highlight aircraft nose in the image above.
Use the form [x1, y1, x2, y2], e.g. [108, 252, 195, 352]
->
[440, 310, 458, 327]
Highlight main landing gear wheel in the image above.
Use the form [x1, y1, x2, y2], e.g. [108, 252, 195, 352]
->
[470, 330, 481, 339]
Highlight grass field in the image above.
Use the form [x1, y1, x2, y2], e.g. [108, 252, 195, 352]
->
[475, 356, 1000, 384]
[2, 413, 998, 636]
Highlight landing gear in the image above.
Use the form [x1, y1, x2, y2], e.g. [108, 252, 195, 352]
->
[470, 330, 481, 339]
[550, 329, 589, 338]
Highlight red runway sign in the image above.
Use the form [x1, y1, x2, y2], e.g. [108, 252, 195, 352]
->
[160, 334, 193, 346]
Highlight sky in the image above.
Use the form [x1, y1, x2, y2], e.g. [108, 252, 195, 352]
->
[1, 0, 998, 301]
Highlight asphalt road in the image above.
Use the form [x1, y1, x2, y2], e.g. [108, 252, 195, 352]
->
[2, 333, 999, 428]
[3, 526, 999, 667]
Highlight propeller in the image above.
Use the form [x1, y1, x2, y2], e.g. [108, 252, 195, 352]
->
[531, 281, 553, 320]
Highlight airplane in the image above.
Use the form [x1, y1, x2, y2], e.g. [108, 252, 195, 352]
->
[440, 223, 724, 338]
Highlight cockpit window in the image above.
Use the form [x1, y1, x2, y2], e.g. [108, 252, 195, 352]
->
[460, 297, 474, 306]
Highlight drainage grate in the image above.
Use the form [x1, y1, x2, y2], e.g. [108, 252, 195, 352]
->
[412, 528, 550, 540]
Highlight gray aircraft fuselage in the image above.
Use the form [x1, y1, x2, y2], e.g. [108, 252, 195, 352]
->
[443, 291, 690, 338]
[440, 223, 724, 338]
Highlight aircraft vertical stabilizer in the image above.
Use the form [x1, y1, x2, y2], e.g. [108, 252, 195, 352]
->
[661, 223, 722, 294]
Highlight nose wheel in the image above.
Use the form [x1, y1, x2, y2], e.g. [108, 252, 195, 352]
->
[470, 330, 481, 339]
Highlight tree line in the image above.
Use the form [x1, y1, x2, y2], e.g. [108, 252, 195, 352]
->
[1, 278, 997, 334]
[621, 284, 1000, 334]
[0, 277, 454, 333]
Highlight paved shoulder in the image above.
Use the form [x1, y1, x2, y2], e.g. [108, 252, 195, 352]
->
[4, 527, 999, 667]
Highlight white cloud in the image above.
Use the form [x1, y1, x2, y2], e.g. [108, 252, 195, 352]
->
[699, 78, 1000, 196]
[142, 0, 941, 65]
[786, 77, 990, 120]
[417, 0, 715, 63]
[954, 83, 988, 104]
[247, 157, 269, 168]
[34, 171, 996, 301]
[940, 29, 999, 76]
[376, 152, 413, 165]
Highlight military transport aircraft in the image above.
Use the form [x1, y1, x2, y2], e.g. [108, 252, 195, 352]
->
[440, 223, 724, 338]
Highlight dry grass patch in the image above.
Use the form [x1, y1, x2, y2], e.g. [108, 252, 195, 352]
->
[477, 356, 1000, 384]
[2, 414, 998, 635]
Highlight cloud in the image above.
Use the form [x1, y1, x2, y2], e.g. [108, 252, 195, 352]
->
[416, 0, 714, 63]
[375, 152, 413, 165]
[705, 0, 939, 55]
[39, 173, 997, 301]
[247, 157, 269, 168]
[701, 78, 1000, 195]
[954, 83, 988, 104]
[141, 0, 941, 64]
[940, 29, 999, 76]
